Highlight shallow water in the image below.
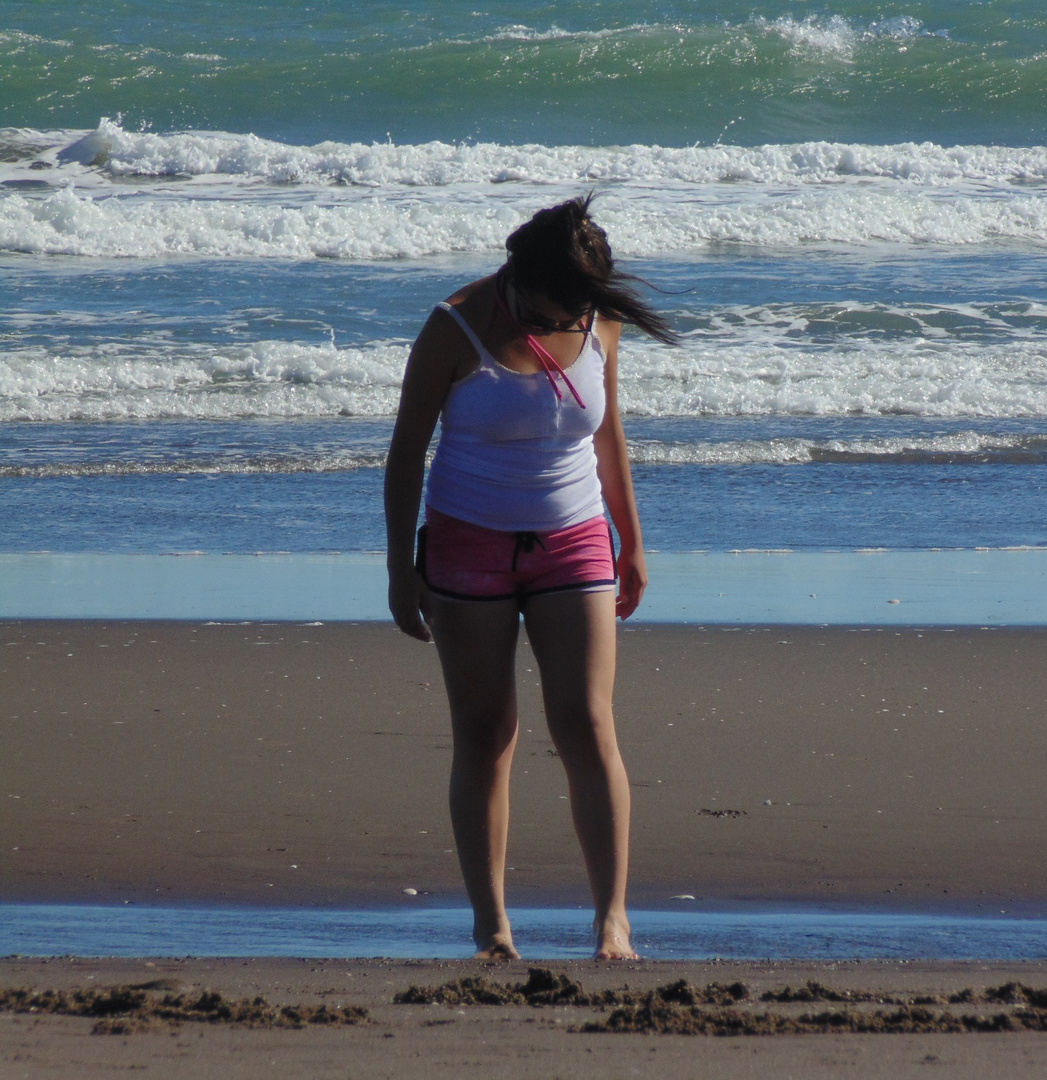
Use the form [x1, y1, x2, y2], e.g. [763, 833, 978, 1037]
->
[2, 904, 1045, 962]
[3, 549, 1046, 625]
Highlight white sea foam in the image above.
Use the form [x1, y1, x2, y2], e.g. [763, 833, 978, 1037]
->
[5, 334, 1047, 422]
[3, 182, 1046, 260]
[0, 30, 72, 48]
[6, 430, 1044, 477]
[0, 340, 409, 421]
[0, 185, 526, 258]
[464, 23, 652, 44]
[682, 300, 1047, 341]
[628, 430, 1047, 466]
[756, 14, 861, 60]
[449, 15, 935, 57]
[4, 122, 1047, 187]
[4, 123, 1046, 264]
[0, 450, 389, 478]
[618, 339, 1047, 418]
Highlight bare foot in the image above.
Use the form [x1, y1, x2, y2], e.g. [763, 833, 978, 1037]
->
[473, 940, 521, 961]
[472, 924, 520, 960]
[594, 915, 639, 960]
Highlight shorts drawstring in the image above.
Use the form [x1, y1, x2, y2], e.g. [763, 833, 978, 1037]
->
[511, 530, 546, 571]
[421, 509, 617, 602]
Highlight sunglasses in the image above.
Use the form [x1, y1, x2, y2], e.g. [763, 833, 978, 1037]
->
[509, 290, 593, 335]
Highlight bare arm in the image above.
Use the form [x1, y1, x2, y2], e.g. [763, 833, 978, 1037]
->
[592, 317, 647, 620]
[385, 309, 461, 641]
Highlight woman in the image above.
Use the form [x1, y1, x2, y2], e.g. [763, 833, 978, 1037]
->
[385, 196, 675, 959]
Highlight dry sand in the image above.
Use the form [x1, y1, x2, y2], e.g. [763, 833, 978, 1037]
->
[3, 618, 1047, 1076]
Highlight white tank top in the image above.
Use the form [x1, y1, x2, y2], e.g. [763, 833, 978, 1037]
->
[425, 302, 607, 532]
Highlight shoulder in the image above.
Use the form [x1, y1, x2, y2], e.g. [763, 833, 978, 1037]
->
[410, 276, 493, 381]
[408, 308, 458, 372]
[593, 314, 622, 353]
[417, 275, 488, 340]
[425, 275, 495, 338]
[445, 275, 494, 307]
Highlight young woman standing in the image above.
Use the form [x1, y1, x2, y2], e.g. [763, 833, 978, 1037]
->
[385, 196, 674, 959]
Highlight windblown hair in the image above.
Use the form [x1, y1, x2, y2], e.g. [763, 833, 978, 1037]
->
[504, 195, 678, 344]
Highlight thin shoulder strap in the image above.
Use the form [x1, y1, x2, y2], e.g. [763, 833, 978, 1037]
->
[436, 301, 488, 361]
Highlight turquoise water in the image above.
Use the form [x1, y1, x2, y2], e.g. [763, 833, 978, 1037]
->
[3, 903, 1045, 961]
[3, 2, 1046, 145]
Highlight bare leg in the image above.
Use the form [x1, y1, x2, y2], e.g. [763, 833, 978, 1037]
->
[430, 596, 522, 959]
[522, 589, 637, 960]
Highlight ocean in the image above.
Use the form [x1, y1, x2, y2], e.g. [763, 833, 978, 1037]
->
[3, 1, 1047, 607]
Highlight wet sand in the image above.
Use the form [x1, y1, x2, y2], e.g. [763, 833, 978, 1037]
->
[2, 619, 1046, 912]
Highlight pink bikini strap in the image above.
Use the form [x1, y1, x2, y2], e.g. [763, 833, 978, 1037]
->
[494, 270, 587, 410]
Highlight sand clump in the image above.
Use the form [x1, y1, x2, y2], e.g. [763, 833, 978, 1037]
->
[395, 970, 1047, 1036]
[588, 1002, 1047, 1036]
[5, 970, 1047, 1038]
[394, 967, 748, 1008]
[0, 980, 369, 1035]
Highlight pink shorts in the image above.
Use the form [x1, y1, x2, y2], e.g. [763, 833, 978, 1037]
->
[417, 507, 616, 602]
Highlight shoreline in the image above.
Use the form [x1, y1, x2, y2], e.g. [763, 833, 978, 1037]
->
[4, 902, 1047, 966]
[4, 548, 1047, 624]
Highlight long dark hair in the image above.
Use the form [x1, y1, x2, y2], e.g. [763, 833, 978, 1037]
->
[504, 195, 678, 345]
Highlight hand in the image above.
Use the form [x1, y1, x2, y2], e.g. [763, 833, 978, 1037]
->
[615, 545, 648, 620]
[388, 568, 433, 642]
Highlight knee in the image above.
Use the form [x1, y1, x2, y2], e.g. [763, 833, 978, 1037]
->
[452, 711, 518, 763]
[547, 703, 618, 763]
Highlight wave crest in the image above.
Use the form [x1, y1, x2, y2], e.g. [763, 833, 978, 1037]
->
[12, 121, 1045, 187]
[4, 179, 1047, 260]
